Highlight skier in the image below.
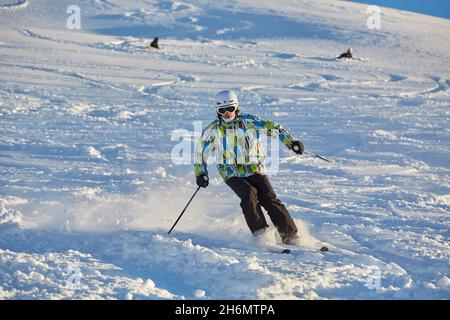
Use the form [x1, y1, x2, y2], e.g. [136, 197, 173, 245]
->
[337, 48, 353, 59]
[194, 90, 305, 245]
[148, 37, 159, 50]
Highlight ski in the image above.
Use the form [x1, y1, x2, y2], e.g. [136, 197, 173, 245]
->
[263, 243, 329, 254]
[279, 246, 329, 254]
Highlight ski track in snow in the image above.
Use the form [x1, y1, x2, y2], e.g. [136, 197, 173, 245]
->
[0, 0, 449, 299]
[0, 62, 128, 93]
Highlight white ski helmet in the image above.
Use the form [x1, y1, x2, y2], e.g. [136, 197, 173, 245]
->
[215, 90, 239, 112]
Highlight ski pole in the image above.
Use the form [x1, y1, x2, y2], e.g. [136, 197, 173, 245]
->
[168, 186, 201, 234]
[305, 151, 332, 163]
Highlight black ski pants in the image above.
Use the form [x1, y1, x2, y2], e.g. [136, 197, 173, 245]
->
[225, 174, 298, 240]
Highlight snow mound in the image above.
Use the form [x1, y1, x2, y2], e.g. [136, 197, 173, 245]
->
[0, 248, 178, 299]
[0, 202, 23, 225]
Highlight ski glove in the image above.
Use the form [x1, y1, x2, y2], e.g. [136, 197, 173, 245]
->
[196, 173, 209, 188]
[291, 140, 304, 155]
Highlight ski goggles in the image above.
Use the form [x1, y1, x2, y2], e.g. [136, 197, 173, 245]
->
[217, 105, 237, 115]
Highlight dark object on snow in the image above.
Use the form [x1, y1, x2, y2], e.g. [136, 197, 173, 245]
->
[337, 48, 353, 59]
[150, 37, 159, 49]
[226, 174, 299, 244]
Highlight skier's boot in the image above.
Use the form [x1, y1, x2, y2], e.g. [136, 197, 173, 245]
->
[281, 234, 300, 246]
[253, 227, 272, 244]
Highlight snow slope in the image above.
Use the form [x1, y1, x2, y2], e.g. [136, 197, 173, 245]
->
[0, 0, 449, 299]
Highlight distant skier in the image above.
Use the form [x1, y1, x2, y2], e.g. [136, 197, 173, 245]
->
[147, 37, 159, 50]
[337, 48, 353, 59]
[194, 90, 305, 245]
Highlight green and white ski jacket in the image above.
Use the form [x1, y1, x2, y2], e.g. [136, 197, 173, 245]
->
[194, 113, 296, 181]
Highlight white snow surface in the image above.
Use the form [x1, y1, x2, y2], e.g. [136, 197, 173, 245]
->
[0, 0, 449, 299]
